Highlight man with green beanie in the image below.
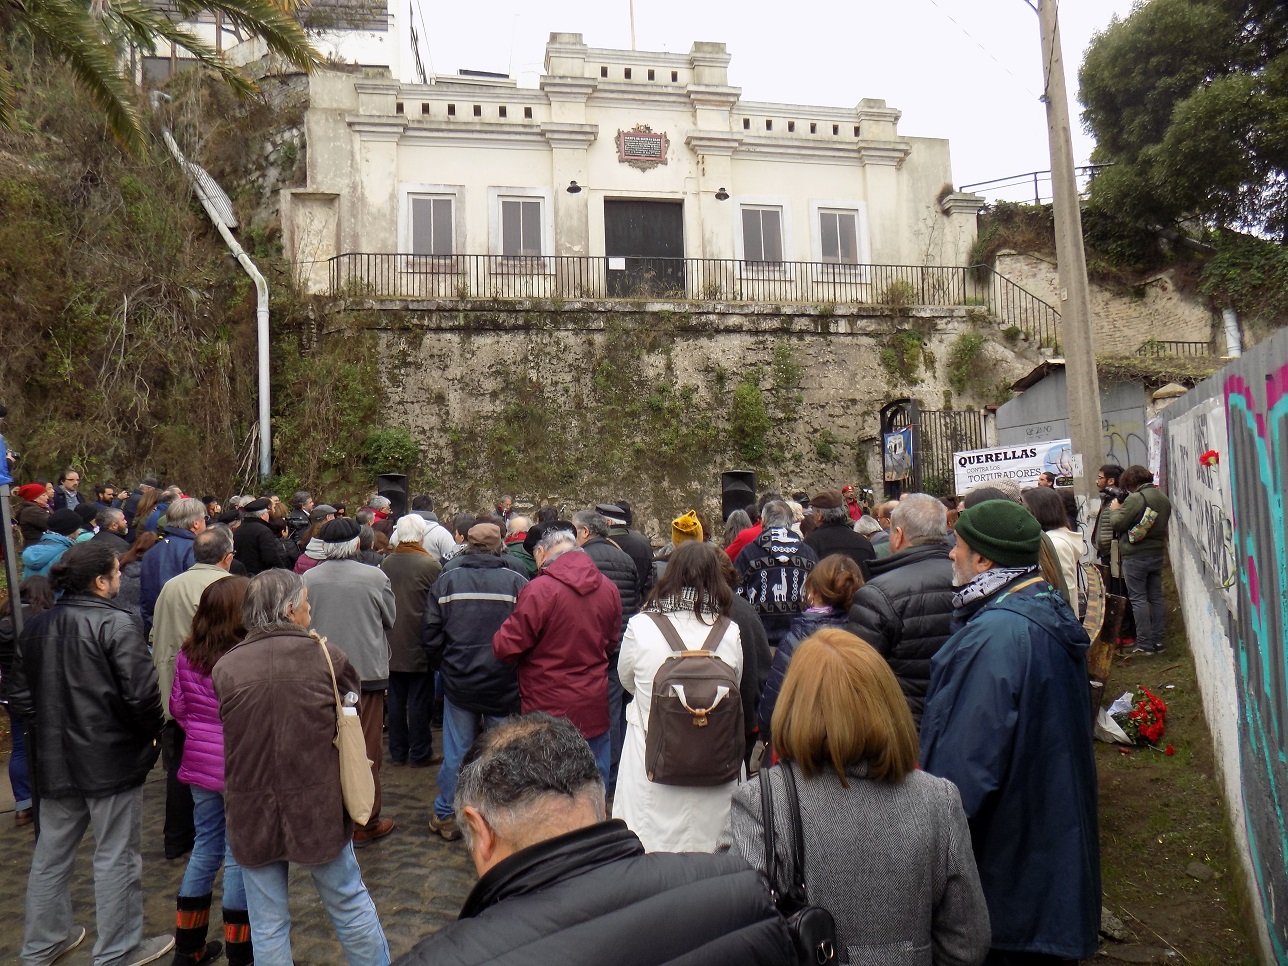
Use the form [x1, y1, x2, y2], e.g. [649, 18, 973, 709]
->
[920, 500, 1101, 965]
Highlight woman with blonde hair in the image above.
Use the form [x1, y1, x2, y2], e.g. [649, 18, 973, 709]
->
[721, 629, 989, 966]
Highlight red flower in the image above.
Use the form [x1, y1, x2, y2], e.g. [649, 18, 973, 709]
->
[1165, 745, 1176, 756]
[1199, 449, 1220, 467]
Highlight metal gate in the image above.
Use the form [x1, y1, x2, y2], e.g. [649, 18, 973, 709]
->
[880, 400, 988, 498]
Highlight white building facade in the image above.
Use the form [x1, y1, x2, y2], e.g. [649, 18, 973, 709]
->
[285, 32, 985, 298]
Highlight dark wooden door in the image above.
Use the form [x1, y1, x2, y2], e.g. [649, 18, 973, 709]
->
[604, 200, 685, 296]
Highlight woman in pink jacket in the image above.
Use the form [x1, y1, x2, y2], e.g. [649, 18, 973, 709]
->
[169, 575, 252, 965]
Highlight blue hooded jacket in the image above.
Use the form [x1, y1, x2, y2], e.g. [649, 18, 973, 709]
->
[919, 577, 1100, 959]
[139, 527, 196, 633]
[21, 533, 76, 577]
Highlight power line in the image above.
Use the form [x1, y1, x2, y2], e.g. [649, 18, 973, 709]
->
[923, 0, 1040, 99]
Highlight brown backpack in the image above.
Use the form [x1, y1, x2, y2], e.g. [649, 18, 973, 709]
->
[643, 612, 743, 787]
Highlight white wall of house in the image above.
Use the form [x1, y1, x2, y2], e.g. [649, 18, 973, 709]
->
[283, 32, 983, 293]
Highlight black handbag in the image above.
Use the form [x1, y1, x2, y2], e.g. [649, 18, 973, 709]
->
[759, 763, 843, 965]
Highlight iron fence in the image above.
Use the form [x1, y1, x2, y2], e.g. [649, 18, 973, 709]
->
[1135, 339, 1213, 358]
[327, 253, 1061, 346]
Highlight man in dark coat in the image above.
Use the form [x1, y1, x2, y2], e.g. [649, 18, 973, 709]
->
[423, 522, 527, 841]
[139, 496, 207, 635]
[396, 713, 794, 966]
[573, 508, 640, 797]
[232, 498, 290, 575]
[847, 493, 955, 725]
[7, 541, 173, 966]
[597, 502, 653, 599]
[90, 506, 131, 553]
[920, 500, 1100, 962]
[493, 527, 622, 786]
[803, 489, 875, 574]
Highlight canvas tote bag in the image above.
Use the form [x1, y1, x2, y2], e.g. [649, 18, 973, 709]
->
[316, 634, 375, 826]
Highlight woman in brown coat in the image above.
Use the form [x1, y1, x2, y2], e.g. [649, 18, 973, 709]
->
[213, 569, 389, 965]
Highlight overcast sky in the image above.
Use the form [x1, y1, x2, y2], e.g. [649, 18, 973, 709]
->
[415, 0, 1137, 201]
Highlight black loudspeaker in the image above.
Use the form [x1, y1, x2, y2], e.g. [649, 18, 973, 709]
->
[376, 473, 408, 521]
[720, 470, 757, 522]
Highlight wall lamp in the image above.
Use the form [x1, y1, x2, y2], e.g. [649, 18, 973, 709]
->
[714, 187, 730, 201]
[566, 180, 583, 194]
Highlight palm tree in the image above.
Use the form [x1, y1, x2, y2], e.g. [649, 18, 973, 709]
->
[0, 0, 321, 152]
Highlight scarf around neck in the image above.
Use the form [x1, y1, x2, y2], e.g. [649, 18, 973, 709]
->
[952, 564, 1037, 610]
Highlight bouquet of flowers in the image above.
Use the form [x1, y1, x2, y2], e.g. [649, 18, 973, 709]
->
[1113, 686, 1168, 745]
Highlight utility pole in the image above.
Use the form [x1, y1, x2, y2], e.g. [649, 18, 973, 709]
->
[1037, 0, 1103, 518]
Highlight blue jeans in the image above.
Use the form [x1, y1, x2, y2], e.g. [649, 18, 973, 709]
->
[180, 787, 245, 910]
[434, 699, 508, 820]
[606, 668, 627, 796]
[1122, 550, 1166, 650]
[241, 842, 388, 966]
[387, 671, 434, 765]
[6, 706, 31, 810]
[587, 731, 611, 790]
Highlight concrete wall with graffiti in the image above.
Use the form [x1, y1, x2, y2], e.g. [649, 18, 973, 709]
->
[1163, 328, 1288, 962]
[996, 367, 1149, 468]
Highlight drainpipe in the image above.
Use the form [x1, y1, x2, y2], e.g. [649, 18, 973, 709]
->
[151, 93, 272, 481]
[1221, 307, 1242, 358]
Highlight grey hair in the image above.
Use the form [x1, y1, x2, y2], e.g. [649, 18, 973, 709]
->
[322, 536, 361, 560]
[535, 527, 577, 557]
[854, 515, 884, 537]
[394, 513, 428, 545]
[760, 500, 794, 530]
[723, 509, 752, 545]
[290, 490, 312, 510]
[455, 713, 605, 846]
[570, 509, 608, 538]
[194, 525, 234, 564]
[243, 569, 307, 629]
[166, 497, 206, 531]
[507, 515, 532, 536]
[368, 495, 391, 511]
[816, 505, 850, 527]
[890, 493, 948, 545]
[96, 506, 124, 530]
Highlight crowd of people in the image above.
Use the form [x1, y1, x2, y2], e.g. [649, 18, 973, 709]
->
[0, 463, 1174, 966]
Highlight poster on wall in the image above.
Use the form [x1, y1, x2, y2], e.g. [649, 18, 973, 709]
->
[952, 439, 1074, 494]
[883, 429, 913, 482]
[1166, 397, 1236, 615]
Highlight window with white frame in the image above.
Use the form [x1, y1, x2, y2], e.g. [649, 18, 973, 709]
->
[410, 196, 454, 256]
[818, 208, 859, 264]
[500, 197, 543, 257]
[741, 206, 783, 263]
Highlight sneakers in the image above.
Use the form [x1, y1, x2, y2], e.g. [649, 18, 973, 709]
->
[172, 940, 224, 964]
[352, 817, 396, 847]
[120, 935, 177, 966]
[430, 814, 463, 842]
[1127, 644, 1165, 656]
[38, 925, 86, 966]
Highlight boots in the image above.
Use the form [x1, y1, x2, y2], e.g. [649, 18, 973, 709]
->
[223, 908, 253, 966]
[172, 894, 224, 964]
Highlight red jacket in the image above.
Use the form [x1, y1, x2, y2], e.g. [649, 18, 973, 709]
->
[492, 549, 622, 739]
[724, 523, 762, 561]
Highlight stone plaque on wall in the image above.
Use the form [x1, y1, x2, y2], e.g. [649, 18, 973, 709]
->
[616, 125, 669, 170]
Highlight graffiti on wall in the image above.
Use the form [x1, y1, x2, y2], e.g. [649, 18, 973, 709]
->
[1167, 397, 1237, 613]
[1222, 359, 1288, 959]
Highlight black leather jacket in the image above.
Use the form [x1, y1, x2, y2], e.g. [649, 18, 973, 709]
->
[6, 594, 163, 798]
[582, 537, 641, 641]
[396, 820, 794, 966]
[846, 542, 956, 724]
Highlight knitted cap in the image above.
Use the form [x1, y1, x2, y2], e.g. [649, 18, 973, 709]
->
[320, 517, 361, 543]
[954, 499, 1041, 567]
[671, 510, 703, 546]
[16, 483, 45, 502]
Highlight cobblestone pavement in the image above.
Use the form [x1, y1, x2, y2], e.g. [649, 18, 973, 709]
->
[0, 748, 474, 964]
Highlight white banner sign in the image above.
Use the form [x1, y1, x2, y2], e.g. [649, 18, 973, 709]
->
[953, 439, 1075, 494]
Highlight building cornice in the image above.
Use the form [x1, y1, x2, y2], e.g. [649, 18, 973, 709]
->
[687, 85, 741, 112]
[587, 87, 696, 111]
[685, 132, 741, 156]
[856, 141, 912, 167]
[940, 191, 986, 216]
[540, 77, 597, 101]
[347, 117, 405, 141]
[540, 122, 598, 149]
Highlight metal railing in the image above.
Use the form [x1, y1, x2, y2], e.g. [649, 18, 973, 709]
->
[1135, 340, 1212, 358]
[327, 253, 1062, 346]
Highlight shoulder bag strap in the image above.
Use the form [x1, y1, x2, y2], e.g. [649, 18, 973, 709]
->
[758, 767, 782, 903]
[313, 632, 345, 714]
[699, 615, 732, 653]
[780, 762, 809, 900]
[645, 611, 688, 654]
